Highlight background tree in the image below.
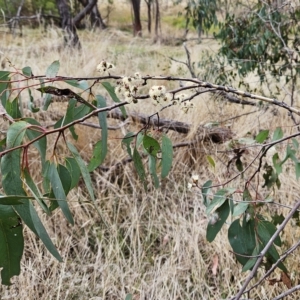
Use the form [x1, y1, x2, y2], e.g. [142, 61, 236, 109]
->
[56, 0, 81, 47]
[131, 0, 142, 36]
[76, 0, 106, 29]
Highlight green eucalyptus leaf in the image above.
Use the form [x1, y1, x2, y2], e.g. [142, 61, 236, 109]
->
[67, 142, 95, 201]
[42, 93, 53, 111]
[46, 163, 74, 225]
[206, 200, 230, 242]
[161, 134, 173, 179]
[255, 130, 269, 143]
[64, 80, 89, 90]
[122, 132, 135, 158]
[24, 118, 47, 169]
[133, 147, 147, 189]
[58, 164, 72, 195]
[0, 205, 23, 285]
[5, 98, 22, 119]
[292, 138, 299, 150]
[0, 71, 10, 106]
[232, 202, 249, 217]
[143, 135, 160, 157]
[0, 196, 29, 205]
[136, 132, 144, 149]
[149, 155, 159, 188]
[22, 168, 50, 215]
[102, 82, 127, 118]
[13, 201, 62, 262]
[201, 180, 212, 207]
[228, 218, 256, 267]
[242, 243, 260, 272]
[96, 95, 108, 164]
[272, 127, 283, 142]
[206, 188, 235, 215]
[22, 66, 33, 77]
[206, 155, 215, 168]
[65, 157, 81, 190]
[88, 140, 103, 172]
[257, 220, 281, 247]
[46, 60, 60, 78]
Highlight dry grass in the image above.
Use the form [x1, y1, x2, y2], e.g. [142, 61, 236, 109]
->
[1, 6, 300, 299]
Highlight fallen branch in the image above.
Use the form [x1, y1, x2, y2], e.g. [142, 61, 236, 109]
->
[108, 109, 233, 143]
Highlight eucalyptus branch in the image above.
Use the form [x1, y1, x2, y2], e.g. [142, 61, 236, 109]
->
[1, 74, 298, 115]
[244, 239, 300, 295]
[0, 101, 127, 158]
[231, 200, 300, 300]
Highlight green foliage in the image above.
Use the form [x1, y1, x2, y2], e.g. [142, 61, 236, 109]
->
[214, 3, 300, 93]
[0, 205, 23, 285]
[184, 0, 218, 36]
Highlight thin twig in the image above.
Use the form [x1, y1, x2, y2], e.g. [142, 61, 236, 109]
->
[244, 239, 300, 294]
[272, 284, 300, 300]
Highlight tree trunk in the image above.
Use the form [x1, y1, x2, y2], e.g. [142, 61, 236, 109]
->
[144, 0, 152, 34]
[154, 0, 160, 37]
[131, 0, 142, 37]
[76, 0, 106, 29]
[56, 0, 81, 48]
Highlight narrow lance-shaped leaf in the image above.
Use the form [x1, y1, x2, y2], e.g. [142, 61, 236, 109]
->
[2, 121, 28, 195]
[102, 82, 127, 118]
[122, 132, 135, 158]
[257, 220, 287, 272]
[46, 163, 74, 225]
[0, 205, 23, 285]
[0, 195, 32, 205]
[206, 188, 236, 215]
[149, 155, 159, 188]
[206, 199, 230, 242]
[133, 147, 147, 190]
[24, 118, 47, 169]
[96, 95, 108, 164]
[1, 125, 62, 262]
[88, 140, 103, 172]
[22, 168, 50, 215]
[232, 188, 250, 217]
[64, 79, 89, 90]
[201, 180, 212, 207]
[161, 134, 173, 179]
[67, 142, 95, 201]
[0, 71, 10, 106]
[58, 164, 72, 195]
[5, 97, 22, 119]
[206, 155, 215, 169]
[13, 201, 62, 262]
[65, 157, 81, 190]
[58, 99, 78, 140]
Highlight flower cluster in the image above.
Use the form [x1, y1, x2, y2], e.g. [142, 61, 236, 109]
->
[187, 174, 199, 190]
[171, 93, 194, 113]
[115, 72, 144, 103]
[97, 60, 115, 74]
[180, 100, 194, 113]
[149, 85, 173, 106]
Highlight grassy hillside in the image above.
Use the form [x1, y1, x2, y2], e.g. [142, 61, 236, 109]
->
[0, 3, 300, 299]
